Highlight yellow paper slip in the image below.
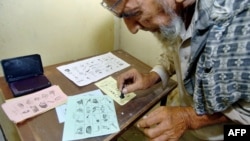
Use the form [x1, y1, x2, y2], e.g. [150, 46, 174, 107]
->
[1, 85, 68, 123]
[95, 76, 136, 106]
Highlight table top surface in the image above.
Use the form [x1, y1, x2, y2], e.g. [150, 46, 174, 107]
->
[0, 50, 177, 141]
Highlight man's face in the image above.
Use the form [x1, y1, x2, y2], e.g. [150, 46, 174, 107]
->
[102, 0, 183, 39]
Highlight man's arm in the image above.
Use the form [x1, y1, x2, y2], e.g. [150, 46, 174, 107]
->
[137, 106, 230, 141]
[182, 107, 230, 129]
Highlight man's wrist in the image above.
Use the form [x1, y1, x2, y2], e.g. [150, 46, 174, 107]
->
[141, 71, 161, 89]
[182, 107, 230, 130]
[148, 71, 161, 84]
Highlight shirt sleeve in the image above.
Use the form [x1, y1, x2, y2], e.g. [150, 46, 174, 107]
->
[223, 100, 250, 125]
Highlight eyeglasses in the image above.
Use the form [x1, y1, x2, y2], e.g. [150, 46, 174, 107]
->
[101, 0, 123, 18]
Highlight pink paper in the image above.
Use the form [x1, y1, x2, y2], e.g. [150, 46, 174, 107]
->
[1, 85, 68, 123]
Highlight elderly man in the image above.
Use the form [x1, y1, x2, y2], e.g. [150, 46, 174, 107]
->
[101, 0, 250, 140]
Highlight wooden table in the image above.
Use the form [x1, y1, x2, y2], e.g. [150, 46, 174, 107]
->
[0, 50, 177, 141]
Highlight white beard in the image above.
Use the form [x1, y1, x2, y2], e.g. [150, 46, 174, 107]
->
[153, 15, 184, 72]
[153, 15, 183, 46]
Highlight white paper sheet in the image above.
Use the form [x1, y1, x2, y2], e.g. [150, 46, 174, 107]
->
[57, 52, 130, 86]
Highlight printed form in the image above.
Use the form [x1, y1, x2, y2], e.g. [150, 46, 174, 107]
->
[57, 52, 130, 86]
[62, 90, 120, 141]
[1, 85, 68, 123]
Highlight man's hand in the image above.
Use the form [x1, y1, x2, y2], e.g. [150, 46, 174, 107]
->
[137, 106, 190, 141]
[116, 68, 160, 94]
[137, 106, 230, 141]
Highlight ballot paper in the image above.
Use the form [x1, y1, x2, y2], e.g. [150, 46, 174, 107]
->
[55, 89, 103, 123]
[95, 76, 136, 105]
[57, 52, 130, 87]
[1, 85, 68, 123]
[62, 93, 120, 141]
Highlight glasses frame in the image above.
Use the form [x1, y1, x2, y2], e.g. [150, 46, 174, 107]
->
[101, 0, 123, 18]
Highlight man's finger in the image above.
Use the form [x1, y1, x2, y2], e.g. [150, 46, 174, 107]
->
[137, 113, 163, 128]
[142, 123, 169, 139]
[146, 107, 164, 117]
[124, 84, 139, 93]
